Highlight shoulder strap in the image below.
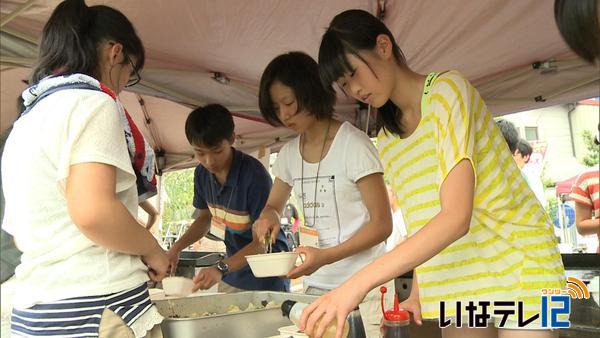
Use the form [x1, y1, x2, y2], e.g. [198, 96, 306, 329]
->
[19, 82, 104, 118]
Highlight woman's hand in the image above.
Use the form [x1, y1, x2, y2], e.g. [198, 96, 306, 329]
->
[287, 246, 328, 279]
[142, 244, 169, 282]
[300, 281, 367, 338]
[253, 208, 281, 246]
[397, 292, 422, 326]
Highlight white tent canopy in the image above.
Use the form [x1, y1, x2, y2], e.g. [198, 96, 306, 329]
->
[1, 0, 598, 171]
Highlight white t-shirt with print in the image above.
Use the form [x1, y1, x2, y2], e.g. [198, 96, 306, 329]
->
[1, 89, 148, 309]
[273, 121, 386, 290]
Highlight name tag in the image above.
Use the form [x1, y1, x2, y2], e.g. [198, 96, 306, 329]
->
[299, 225, 320, 248]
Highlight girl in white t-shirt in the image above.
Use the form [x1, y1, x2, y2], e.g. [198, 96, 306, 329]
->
[254, 51, 393, 337]
[1, 1, 168, 337]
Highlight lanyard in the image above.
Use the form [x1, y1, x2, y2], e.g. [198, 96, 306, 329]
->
[300, 119, 332, 227]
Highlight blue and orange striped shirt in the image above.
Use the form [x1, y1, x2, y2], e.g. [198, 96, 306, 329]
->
[193, 148, 290, 291]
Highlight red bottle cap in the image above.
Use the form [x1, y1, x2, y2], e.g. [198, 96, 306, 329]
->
[380, 286, 410, 322]
[384, 308, 410, 322]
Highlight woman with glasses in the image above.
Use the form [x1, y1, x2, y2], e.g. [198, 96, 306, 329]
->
[1, 0, 168, 337]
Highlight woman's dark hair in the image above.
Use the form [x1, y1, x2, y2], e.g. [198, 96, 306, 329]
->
[258, 51, 335, 127]
[31, 0, 144, 84]
[554, 0, 600, 63]
[185, 104, 235, 148]
[495, 119, 519, 153]
[319, 9, 406, 136]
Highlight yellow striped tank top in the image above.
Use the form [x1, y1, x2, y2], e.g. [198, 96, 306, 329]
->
[378, 71, 565, 320]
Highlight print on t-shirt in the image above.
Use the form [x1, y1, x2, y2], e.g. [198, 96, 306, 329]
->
[293, 175, 341, 247]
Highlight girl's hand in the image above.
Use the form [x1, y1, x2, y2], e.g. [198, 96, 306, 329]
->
[142, 244, 169, 282]
[253, 209, 281, 245]
[300, 281, 367, 338]
[287, 246, 327, 279]
[398, 292, 422, 326]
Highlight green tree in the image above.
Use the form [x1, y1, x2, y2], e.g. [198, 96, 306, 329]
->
[541, 164, 555, 188]
[162, 168, 195, 233]
[581, 130, 599, 167]
[546, 196, 559, 224]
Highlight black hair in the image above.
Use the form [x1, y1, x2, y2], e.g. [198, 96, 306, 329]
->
[185, 104, 235, 148]
[554, 0, 600, 63]
[16, 96, 25, 116]
[31, 0, 144, 85]
[495, 119, 519, 153]
[318, 9, 407, 136]
[258, 51, 335, 127]
[516, 139, 533, 157]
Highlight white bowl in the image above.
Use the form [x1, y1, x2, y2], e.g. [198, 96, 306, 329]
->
[148, 288, 166, 300]
[245, 252, 298, 277]
[162, 276, 194, 297]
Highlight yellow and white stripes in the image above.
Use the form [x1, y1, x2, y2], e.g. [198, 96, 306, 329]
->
[378, 71, 565, 321]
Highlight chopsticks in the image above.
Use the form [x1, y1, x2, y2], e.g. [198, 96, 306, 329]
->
[264, 230, 273, 254]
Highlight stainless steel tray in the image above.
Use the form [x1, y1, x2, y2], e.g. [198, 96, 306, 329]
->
[154, 291, 365, 338]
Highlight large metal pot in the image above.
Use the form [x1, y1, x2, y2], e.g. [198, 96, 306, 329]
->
[154, 291, 366, 338]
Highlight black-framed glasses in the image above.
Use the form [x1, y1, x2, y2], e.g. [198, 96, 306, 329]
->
[125, 54, 141, 87]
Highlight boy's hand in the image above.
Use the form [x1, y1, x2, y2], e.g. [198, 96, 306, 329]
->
[166, 247, 181, 275]
[192, 266, 222, 291]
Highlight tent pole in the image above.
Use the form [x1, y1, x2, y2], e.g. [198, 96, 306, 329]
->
[137, 79, 206, 106]
[1, 27, 38, 45]
[0, 0, 37, 28]
[541, 76, 600, 101]
[475, 59, 588, 91]
[0, 56, 35, 66]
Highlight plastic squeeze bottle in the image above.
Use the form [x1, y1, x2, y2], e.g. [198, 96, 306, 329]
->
[281, 300, 349, 338]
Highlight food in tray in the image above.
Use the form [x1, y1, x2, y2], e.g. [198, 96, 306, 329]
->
[167, 300, 279, 319]
[227, 305, 242, 313]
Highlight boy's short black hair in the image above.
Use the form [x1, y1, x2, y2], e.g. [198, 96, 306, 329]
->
[496, 119, 519, 153]
[185, 104, 234, 148]
[516, 139, 533, 157]
[258, 51, 335, 127]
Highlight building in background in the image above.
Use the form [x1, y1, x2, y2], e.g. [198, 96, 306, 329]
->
[501, 99, 599, 183]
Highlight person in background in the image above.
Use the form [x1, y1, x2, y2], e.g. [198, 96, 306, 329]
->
[496, 121, 547, 206]
[514, 139, 547, 206]
[570, 130, 600, 253]
[283, 203, 301, 247]
[139, 199, 159, 231]
[554, 0, 600, 63]
[166, 104, 290, 293]
[495, 119, 519, 153]
[254, 51, 393, 337]
[283, 203, 301, 234]
[513, 139, 533, 170]
[1, 0, 169, 337]
[301, 9, 564, 338]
